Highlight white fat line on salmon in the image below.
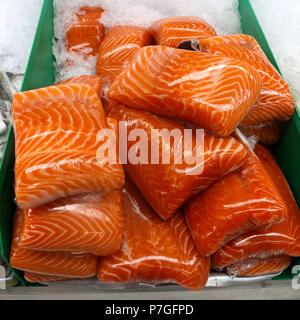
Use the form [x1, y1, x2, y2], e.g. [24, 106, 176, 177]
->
[105, 304, 139, 318]
[96, 122, 205, 175]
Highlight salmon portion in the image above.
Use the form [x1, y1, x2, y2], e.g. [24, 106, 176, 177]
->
[239, 122, 281, 145]
[18, 191, 123, 256]
[12, 83, 125, 209]
[108, 104, 248, 220]
[24, 272, 70, 283]
[213, 144, 300, 269]
[185, 148, 287, 257]
[58, 75, 103, 98]
[107, 46, 262, 137]
[151, 16, 216, 48]
[96, 26, 153, 92]
[98, 179, 210, 290]
[200, 41, 294, 125]
[226, 255, 291, 277]
[66, 6, 105, 57]
[10, 210, 98, 278]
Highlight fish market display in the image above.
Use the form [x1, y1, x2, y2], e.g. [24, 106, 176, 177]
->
[108, 103, 248, 220]
[18, 191, 123, 256]
[98, 179, 210, 290]
[107, 46, 262, 137]
[10, 210, 98, 278]
[24, 273, 70, 283]
[96, 26, 153, 93]
[213, 145, 300, 269]
[185, 148, 287, 257]
[150, 16, 216, 48]
[12, 83, 124, 208]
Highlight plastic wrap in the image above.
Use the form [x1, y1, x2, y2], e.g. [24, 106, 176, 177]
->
[98, 179, 210, 291]
[107, 46, 262, 137]
[199, 38, 295, 126]
[12, 83, 124, 209]
[18, 191, 123, 256]
[108, 103, 248, 220]
[184, 146, 287, 257]
[213, 144, 300, 269]
[10, 210, 98, 278]
[150, 16, 216, 48]
[96, 26, 153, 94]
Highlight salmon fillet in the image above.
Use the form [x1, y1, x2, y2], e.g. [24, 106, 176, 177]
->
[151, 16, 216, 48]
[107, 46, 262, 137]
[108, 103, 248, 220]
[239, 122, 281, 145]
[66, 6, 105, 57]
[12, 83, 125, 208]
[226, 255, 291, 277]
[98, 179, 210, 290]
[213, 144, 300, 269]
[96, 25, 153, 93]
[10, 210, 98, 278]
[58, 75, 103, 98]
[185, 148, 287, 257]
[200, 41, 294, 125]
[24, 272, 70, 283]
[18, 191, 123, 256]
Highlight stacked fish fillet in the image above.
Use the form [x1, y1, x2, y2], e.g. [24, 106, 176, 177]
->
[9, 8, 300, 290]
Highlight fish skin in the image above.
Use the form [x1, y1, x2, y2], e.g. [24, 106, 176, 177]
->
[96, 25, 153, 93]
[108, 103, 248, 220]
[66, 6, 105, 57]
[18, 191, 123, 256]
[200, 41, 295, 125]
[10, 210, 98, 278]
[24, 272, 70, 283]
[212, 144, 300, 269]
[107, 45, 262, 137]
[225, 255, 291, 277]
[98, 179, 210, 291]
[185, 148, 287, 257]
[150, 16, 216, 48]
[58, 75, 103, 98]
[239, 122, 281, 145]
[12, 83, 125, 209]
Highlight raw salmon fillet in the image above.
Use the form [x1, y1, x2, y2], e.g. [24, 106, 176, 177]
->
[58, 75, 103, 98]
[185, 148, 287, 257]
[200, 41, 294, 125]
[18, 191, 123, 256]
[24, 272, 70, 283]
[108, 103, 248, 220]
[213, 144, 300, 269]
[12, 83, 125, 208]
[98, 179, 210, 290]
[150, 16, 216, 48]
[226, 255, 291, 277]
[239, 122, 281, 145]
[96, 25, 153, 93]
[66, 6, 105, 57]
[10, 210, 98, 278]
[107, 46, 262, 137]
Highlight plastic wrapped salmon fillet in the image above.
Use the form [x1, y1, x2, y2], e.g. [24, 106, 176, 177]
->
[213, 144, 300, 269]
[199, 40, 295, 126]
[10, 210, 98, 278]
[12, 83, 125, 209]
[96, 26, 153, 94]
[185, 147, 287, 257]
[150, 16, 216, 48]
[66, 6, 105, 57]
[238, 122, 281, 145]
[225, 255, 291, 277]
[98, 179, 210, 291]
[107, 46, 262, 137]
[18, 191, 123, 256]
[108, 103, 248, 220]
[58, 75, 103, 98]
[24, 272, 70, 283]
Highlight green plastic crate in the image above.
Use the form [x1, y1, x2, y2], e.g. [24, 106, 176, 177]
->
[0, 0, 299, 286]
